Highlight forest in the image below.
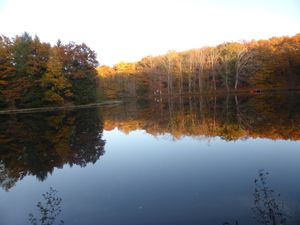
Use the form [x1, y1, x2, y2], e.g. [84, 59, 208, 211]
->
[1, 33, 300, 109]
[0, 32, 99, 109]
[98, 34, 300, 99]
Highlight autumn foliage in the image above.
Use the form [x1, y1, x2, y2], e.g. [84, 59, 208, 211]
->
[0, 33, 99, 109]
[98, 34, 300, 99]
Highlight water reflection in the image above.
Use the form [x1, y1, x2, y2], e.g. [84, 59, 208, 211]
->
[222, 170, 287, 225]
[27, 170, 296, 225]
[0, 93, 299, 193]
[252, 169, 287, 225]
[103, 93, 300, 141]
[223, 222, 239, 225]
[0, 108, 105, 190]
[29, 187, 64, 225]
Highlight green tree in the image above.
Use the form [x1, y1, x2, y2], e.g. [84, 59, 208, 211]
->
[7, 33, 51, 108]
[19, 35, 51, 107]
[64, 42, 99, 104]
[0, 35, 15, 108]
[12, 32, 33, 77]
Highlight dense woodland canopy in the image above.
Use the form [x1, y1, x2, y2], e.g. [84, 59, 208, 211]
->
[1, 33, 300, 108]
[0, 32, 99, 109]
[98, 34, 300, 99]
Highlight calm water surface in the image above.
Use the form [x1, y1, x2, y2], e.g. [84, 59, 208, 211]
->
[0, 93, 300, 225]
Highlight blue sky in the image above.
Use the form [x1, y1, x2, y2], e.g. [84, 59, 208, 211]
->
[0, 0, 299, 66]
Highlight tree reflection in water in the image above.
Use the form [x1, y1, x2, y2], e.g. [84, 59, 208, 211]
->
[102, 93, 300, 141]
[223, 169, 288, 225]
[1, 94, 299, 191]
[252, 169, 287, 225]
[223, 222, 239, 225]
[0, 94, 300, 224]
[26, 170, 290, 225]
[29, 187, 64, 225]
[0, 107, 106, 191]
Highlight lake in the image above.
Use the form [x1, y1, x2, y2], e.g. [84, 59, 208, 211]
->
[0, 93, 300, 225]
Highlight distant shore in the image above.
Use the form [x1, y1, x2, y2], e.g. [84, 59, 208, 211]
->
[142, 87, 300, 98]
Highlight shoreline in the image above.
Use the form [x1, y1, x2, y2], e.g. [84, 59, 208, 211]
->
[0, 100, 122, 115]
[1, 88, 299, 115]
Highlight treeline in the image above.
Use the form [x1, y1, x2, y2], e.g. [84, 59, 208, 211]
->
[0, 32, 99, 109]
[98, 34, 300, 99]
